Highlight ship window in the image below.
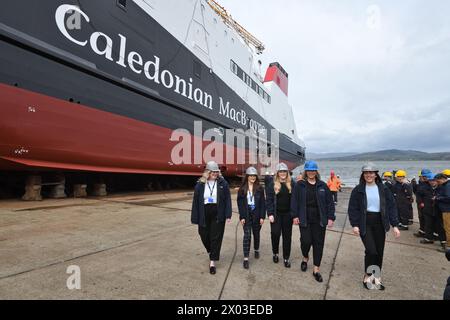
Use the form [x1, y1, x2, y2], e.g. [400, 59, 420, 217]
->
[230, 59, 271, 104]
[230, 61, 238, 75]
[117, 0, 127, 9]
[194, 60, 202, 79]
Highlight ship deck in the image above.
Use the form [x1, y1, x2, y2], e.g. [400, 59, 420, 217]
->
[0, 188, 448, 300]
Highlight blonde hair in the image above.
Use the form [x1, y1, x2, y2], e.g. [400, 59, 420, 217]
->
[199, 170, 221, 183]
[274, 171, 292, 194]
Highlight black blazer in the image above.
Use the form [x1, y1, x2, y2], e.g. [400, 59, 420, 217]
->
[290, 180, 336, 228]
[237, 186, 266, 221]
[265, 178, 295, 218]
[348, 182, 399, 237]
[191, 177, 232, 227]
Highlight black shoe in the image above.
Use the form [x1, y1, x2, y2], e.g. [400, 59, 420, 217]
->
[363, 281, 370, 290]
[374, 278, 385, 290]
[420, 239, 434, 244]
[243, 260, 249, 269]
[363, 275, 373, 290]
[209, 266, 216, 275]
[273, 255, 279, 263]
[407, 220, 414, 225]
[254, 251, 260, 259]
[413, 232, 425, 238]
[284, 259, 291, 268]
[398, 224, 409, 231]
[313, 272, 323, 283]
[301, 261, 308, 272]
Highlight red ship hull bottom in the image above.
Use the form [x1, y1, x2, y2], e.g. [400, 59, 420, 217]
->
[0, 84, 296, 176]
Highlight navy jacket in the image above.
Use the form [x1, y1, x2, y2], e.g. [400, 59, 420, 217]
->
[265, 179, 295, 218]
[392, 182, 414, 211]
[191, 177, 232, 227]
[291, 180, 336, 228]
[436, 181, 450, 212]
[348, 182, 399, 237]
[237, 187, 266, 221]
[416, 182, 436, 216]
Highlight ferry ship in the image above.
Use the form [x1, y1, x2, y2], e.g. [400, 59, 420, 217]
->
[0, 0, 305, 181]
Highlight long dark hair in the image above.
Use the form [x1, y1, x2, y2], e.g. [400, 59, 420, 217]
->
[239, 175, 262, 197]
[359, 172, 383, 185]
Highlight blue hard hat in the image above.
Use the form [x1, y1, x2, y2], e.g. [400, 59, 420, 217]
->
[421, 168, 432, 176]
[423, 172, 434, 180]
[304, 160, 319, 171]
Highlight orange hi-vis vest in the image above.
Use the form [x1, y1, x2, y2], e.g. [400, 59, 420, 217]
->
[327, 177, 341, 192]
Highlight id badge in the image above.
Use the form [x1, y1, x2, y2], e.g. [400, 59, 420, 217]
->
[208, 197, 215, 204]
[249, 204, 256, 211]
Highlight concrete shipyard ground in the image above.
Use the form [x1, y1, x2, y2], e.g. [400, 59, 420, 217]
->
[0, 188, 449, 300]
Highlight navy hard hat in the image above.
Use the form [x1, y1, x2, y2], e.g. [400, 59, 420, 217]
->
[304, 160, 319, 171]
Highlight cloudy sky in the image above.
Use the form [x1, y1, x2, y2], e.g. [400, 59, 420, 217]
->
[219, 0, 450, 153]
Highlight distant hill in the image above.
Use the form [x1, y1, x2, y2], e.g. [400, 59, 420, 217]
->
[319, 149, 450, 161]
[307, 152, 358, 160]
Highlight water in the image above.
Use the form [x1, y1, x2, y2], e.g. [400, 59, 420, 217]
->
[298, 161, 450, 187]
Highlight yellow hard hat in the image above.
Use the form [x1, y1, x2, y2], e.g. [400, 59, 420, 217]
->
[443, 169, 450, 176]
[383, 171, 393, 177]
[396, 170, 407, 178]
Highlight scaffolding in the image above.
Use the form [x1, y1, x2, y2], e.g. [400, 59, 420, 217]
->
[207, 0, 265, 54]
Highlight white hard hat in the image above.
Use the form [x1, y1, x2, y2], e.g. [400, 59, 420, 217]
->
[276, 163, 289, 172]
[246, 167, 258, 175]
[206, 161, 220, 172]
[361, 162, 379, 172]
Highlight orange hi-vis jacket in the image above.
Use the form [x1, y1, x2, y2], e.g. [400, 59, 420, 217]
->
[327, 177, 341, 192]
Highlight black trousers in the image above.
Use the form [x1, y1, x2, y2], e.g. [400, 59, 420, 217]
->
[361, 213, 386, 274]
[243, 210, 262, 258]
[300, 223, 326, 267]
[424, 213, 446, 242]
[270, 213, 293, 259]
[398, 205, 413, 225]
[417, 205, 425, 233]
[198, 204, 225, 261]
[331, 191, 338, 203]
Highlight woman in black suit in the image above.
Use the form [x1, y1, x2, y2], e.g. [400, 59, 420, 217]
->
[237, 167, 266, 269]
[348, 162, 401, 290]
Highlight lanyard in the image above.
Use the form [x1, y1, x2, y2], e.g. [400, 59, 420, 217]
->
[248, 190, 254, 203]
[207, 181, 216, 197]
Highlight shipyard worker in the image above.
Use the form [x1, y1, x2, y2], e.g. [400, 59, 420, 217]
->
[327, 170, 341, 204]
[413, 169, 432, 238]
[382, 172, 395, 196]
[417, 173, 447, 252]
[291, 161, 336, 283]
[237, 167, 266, 269]
[442, 169, 450, 179]
[266, 163, 295, 268]
[191, 161, 232, 275]
[393, 170, 414, 230]
[348, 163, 400, 290]
[435, 173, 450, 253]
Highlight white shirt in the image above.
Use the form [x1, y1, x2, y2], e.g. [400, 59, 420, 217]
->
[247, 190, 255, 206]
[366, 184, 380, 213]
[204, 180, 218, 204]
